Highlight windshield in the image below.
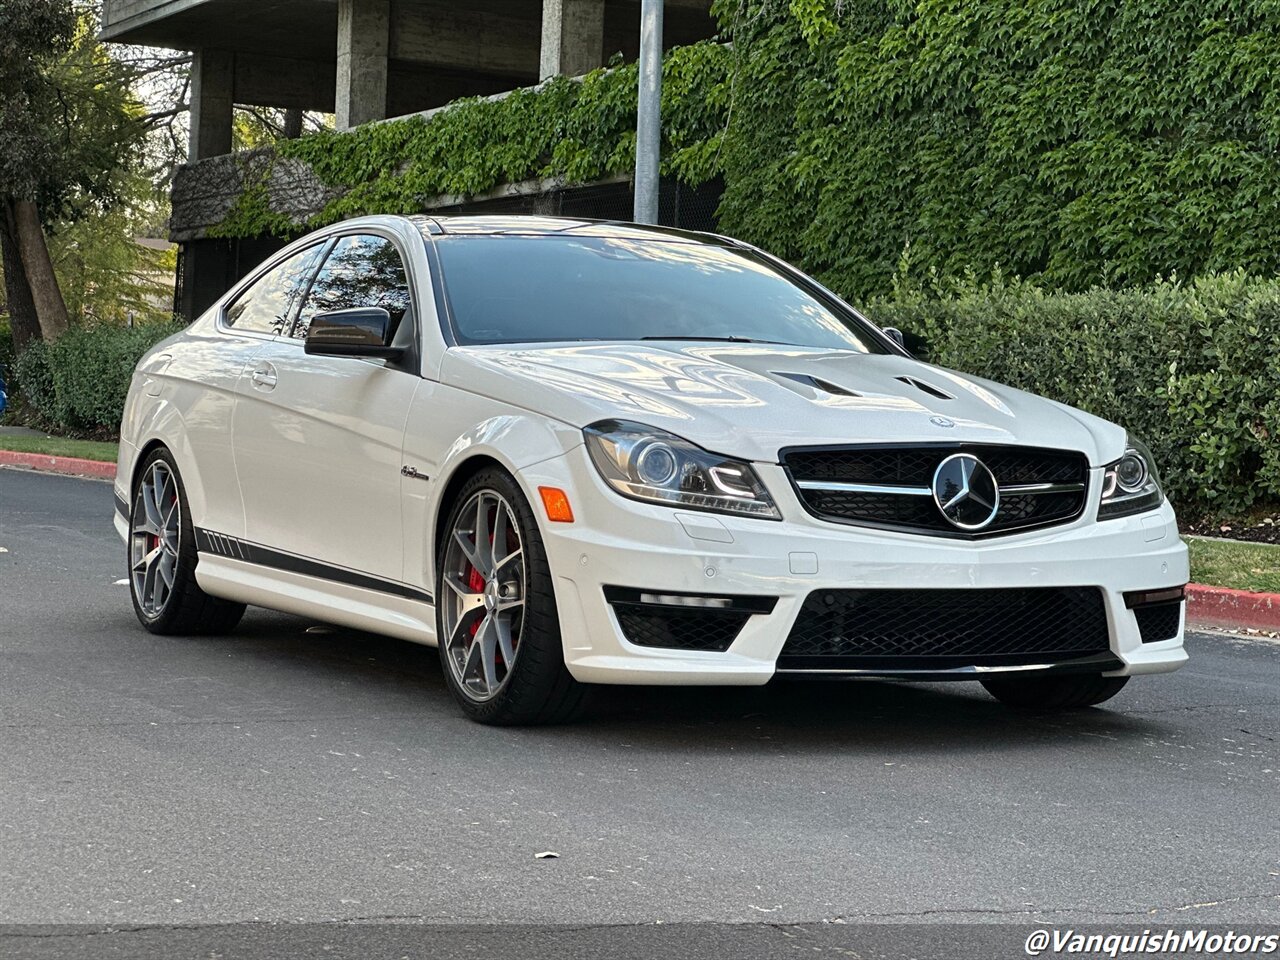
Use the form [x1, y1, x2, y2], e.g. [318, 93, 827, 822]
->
[431, 234, 889, 352]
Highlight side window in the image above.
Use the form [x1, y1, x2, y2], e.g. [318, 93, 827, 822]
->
[224, 244, 322, 335]
[292, 234, 412, 341]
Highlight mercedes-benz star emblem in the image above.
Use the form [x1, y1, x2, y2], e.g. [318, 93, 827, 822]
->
[932, 453, 1000, 530]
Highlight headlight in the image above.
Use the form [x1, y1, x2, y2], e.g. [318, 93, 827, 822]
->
[1098, 436, 1163, 519]
[584, 420, 781, 519]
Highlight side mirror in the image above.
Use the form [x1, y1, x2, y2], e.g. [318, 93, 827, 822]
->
[883, 326, 906, 349]
[304, 307, 404, 360]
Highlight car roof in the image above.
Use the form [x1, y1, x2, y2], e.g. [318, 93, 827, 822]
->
[406, 214, 737, 247]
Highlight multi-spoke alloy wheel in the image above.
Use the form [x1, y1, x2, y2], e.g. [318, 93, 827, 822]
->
[131, 460, 182, 619]
[435, 469, 586, 724]
[441, 489, 526, 701]
[127, 448, 246, 636]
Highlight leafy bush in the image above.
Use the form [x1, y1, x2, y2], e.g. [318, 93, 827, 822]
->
[9, 322, 180, 435]
[865, 272, 1280, 519]
[13, 337, 56, 422]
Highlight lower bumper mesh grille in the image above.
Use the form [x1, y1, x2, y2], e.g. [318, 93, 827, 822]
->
[1134, 601, 1182, 644]
[614, 606, 752, 652]
[778, 587, 1110, 670]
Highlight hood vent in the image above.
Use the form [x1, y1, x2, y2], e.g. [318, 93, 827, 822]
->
[895, 375, 953, 400]
[773, 372, 860, 397]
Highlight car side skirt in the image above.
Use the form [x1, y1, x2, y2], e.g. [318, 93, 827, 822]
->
[192, 529, 437, 645]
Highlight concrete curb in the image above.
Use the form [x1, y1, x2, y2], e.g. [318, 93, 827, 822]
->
[1186, 583, 1280, 632]
[0, 450, 116, 480]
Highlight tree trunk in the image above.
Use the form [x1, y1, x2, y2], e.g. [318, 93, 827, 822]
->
[11, 198, 70, 342]
[0, 198, 43, 352]
[283, 108, 304, 139]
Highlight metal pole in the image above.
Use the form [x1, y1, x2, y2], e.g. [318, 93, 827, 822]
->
[634, 0, 663, 223]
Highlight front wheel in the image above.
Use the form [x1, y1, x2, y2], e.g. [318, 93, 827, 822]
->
[436, 469, 587, 725]
[980, 673, 1129, 710]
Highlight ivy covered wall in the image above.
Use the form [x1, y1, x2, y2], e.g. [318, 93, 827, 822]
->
[203, 0, 1280, 299]
[716, 0, 1280, 297]
[208, 43, 732, 241]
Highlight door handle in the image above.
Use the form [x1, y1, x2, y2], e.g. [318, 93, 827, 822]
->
[249, 363, 278, 390]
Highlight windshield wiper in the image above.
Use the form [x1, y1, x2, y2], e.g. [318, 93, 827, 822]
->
[639, 335, 796, 346]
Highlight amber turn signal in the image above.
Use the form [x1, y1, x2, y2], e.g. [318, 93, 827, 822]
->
[538, 486, 575, 523]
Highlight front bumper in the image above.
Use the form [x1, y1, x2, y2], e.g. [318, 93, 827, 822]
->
[520, 446, 1190, 686]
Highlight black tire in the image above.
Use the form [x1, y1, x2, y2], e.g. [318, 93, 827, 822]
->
[128, 447, 246, 636]
[436, 468, 587, 725]
[979, 673, 1129, 710]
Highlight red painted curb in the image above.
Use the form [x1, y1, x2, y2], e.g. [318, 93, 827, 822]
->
[1187, 583, 1280, 632]
[0, 449, 116, 480]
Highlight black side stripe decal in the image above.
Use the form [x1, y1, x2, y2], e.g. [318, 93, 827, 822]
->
[194, 528, 433, 605]
[114, 493, 129, 519]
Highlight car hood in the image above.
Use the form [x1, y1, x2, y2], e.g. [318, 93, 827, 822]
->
[441, 342, 1127, 465]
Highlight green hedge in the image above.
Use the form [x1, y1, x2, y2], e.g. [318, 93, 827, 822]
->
[11, 322, 181, 435]
[866, 272, 1280, 519]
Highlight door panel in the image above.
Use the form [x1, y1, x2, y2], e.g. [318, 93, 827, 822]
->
[232, 346, 417, 583]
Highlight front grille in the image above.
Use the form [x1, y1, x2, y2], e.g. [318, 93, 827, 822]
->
[1134, 601, 1182, 644]
[778, 587, 1110, 670]
[783, 444, 1090, 537]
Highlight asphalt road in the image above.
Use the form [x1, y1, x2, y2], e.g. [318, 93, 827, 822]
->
[1, 468, 1277, 952]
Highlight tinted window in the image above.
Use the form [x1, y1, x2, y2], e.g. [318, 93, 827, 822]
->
[292, 235, 412, 340]
[433, 235, 887, 352]
[225, 244, 322, 335]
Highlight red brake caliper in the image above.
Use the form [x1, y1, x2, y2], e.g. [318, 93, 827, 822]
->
[467, 564, 486, 639]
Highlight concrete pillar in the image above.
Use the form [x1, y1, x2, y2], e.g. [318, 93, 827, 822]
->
[189, 49, 234, 161]
[540, 0, 605, 79]
[336, 0, 390, 130]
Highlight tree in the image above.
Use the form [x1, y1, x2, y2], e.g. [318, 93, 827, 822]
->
[0, 0, 148, 347]
[0, 0, 77, 346]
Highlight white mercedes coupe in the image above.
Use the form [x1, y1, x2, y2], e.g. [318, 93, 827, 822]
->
[115, 215, 1189, 724]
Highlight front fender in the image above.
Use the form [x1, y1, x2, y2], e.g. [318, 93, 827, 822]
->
[401, 383, 583, 599]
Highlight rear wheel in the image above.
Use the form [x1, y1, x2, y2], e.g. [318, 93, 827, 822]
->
[436, 469, 586, 725]
[980, 673, 1129, 710]
[129, 448, 245, 635]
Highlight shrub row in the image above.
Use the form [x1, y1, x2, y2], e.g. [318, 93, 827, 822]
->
[10, 322, 181, 435]
[865, 272, 1280, 519]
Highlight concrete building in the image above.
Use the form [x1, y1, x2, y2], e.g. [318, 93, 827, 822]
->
[101, 0, 720, 316]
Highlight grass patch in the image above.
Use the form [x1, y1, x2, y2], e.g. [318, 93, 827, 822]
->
[1186, 536, 1280, 593]
[0, 436, 119, 463]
